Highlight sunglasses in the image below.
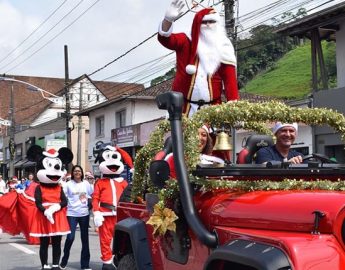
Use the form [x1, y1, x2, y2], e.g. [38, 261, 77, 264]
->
[201, 20, 216, 25]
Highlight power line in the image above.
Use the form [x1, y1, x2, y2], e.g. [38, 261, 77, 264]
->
[101, 52, 174, 81]
[87, 0, 224, 78]
[237, 0, 330, 35]
[0, 0, 68, 66]
[3, 0, 101, 74]
[0, 0, 86, 72]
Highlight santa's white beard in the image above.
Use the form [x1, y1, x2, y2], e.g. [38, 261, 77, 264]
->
[197, 24, 226, 75]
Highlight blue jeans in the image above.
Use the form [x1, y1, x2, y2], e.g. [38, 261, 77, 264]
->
[61, 215, 90, 269]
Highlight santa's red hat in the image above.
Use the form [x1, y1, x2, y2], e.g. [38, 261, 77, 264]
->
[186, 8, 220, 75]
[116, 147, 134, 170]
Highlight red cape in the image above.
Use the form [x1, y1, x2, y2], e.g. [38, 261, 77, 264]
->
[0, 189, 40, 245]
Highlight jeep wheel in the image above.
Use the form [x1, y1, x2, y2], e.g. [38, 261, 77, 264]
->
[117, 254, 137, 270]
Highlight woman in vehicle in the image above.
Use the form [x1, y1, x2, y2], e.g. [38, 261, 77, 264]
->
[165, 125, 224, 178]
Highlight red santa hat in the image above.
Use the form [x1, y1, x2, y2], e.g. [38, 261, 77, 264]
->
[43, 148, 59, 158]
[186, 8, 220, 75]
[115, 146, 134, 171]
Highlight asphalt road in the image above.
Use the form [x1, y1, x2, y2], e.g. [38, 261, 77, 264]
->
[0, 225, 104, 270]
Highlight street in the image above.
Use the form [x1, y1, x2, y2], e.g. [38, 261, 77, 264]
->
[0, 225, 104, 270]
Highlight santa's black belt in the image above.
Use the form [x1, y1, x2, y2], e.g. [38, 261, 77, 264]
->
[100, 202, 116, 211]
[184, 98, 220, 110]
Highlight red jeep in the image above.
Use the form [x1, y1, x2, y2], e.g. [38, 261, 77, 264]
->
[112, 92, 345, 270]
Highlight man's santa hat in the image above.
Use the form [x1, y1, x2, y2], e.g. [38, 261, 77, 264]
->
[272, 122, 298, 135]
[186, 8, 220, 75]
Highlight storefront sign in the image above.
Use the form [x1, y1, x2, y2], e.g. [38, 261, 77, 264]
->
[111, 125, 139, 147]
[46, 139, 67, 151]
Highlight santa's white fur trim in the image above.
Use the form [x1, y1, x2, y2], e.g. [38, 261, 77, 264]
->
[220, 37, 237, 66]
[202, 13, 220, 23]
[186, 64, 196, 74]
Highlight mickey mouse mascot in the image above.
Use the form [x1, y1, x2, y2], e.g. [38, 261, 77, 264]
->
[27, 145, 73, 270]
[92, 144, 133, 270]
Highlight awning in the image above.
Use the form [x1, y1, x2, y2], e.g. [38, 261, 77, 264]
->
[14, 159, 27, 168]
[11, 158, 36, 169]
[22, 161, 36, 168]
[5, 158, 22, 169]
[22, 160, 36, 168]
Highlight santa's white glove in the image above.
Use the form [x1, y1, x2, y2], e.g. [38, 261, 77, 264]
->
[93, 211, 104, 228]
[44, 208, 55, 224]
[164, 0, 185, 22]
[48, 203, 61, 214]
[16, 189, 24, 194]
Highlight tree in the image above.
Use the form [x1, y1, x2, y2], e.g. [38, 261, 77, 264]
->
[150, 68, 176, 86]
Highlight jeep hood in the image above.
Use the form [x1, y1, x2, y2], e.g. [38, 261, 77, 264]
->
[197, 190, 345, 233]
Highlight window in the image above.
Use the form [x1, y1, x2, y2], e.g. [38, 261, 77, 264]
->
[116, 110, 126, 128]
[95, 116, 104, 137]
[15, 144, 22, 159]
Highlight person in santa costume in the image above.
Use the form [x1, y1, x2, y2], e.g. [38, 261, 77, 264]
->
[158, 0, 239, 117]
[92, 144, 133, 270]
[27, 145, 73, 270]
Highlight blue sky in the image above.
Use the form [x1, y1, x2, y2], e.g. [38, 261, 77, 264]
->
[0, 0, 342, 85]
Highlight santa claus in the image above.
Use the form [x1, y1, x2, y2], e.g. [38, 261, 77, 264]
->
[158, 0, 239, 117]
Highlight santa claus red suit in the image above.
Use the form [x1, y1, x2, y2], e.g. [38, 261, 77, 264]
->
[158, 1, 239, 117]
[92, 144, 132, 270]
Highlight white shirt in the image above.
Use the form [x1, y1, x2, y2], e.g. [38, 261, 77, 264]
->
[0, 179, 6, 194]
[200, 154, 225, 165]
[63, 179, 94, 217]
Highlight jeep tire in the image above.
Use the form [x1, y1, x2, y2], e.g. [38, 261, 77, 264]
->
[117, 254, 137, 270]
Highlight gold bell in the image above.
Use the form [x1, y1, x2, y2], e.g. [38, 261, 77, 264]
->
[213, 131, 232, 151]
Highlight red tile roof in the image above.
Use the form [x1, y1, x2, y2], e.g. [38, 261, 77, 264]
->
[0, 74, 144, 127]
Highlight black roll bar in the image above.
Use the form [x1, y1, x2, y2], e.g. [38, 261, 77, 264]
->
[156, 92, 218, 248]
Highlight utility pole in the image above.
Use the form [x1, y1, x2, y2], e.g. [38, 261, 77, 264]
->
[224, 0, 236, 42]
[64, 45, 71, 151]
[77, 82, 83, 165]
[8, 82, 15, 177]
[224, 0, 238, 163]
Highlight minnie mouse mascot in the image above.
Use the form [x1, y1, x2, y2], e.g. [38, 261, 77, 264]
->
[27, 145, 73, 270]
[92, 144, 133, 270]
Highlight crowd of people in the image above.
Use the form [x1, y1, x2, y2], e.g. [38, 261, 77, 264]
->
[0, 167, 97, 270]
[0, 173, 37, 195]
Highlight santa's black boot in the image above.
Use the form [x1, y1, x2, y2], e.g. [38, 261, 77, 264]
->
[102, 263, 117, 270]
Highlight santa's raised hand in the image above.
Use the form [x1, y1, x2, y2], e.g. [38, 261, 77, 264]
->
[164, 0, 185, 22]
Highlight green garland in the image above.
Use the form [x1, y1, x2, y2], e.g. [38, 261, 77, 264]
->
[131, 100, 345, 201]
[193, 177, 345, 192]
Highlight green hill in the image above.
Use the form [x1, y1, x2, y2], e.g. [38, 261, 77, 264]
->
[240, 41, 336, 99]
